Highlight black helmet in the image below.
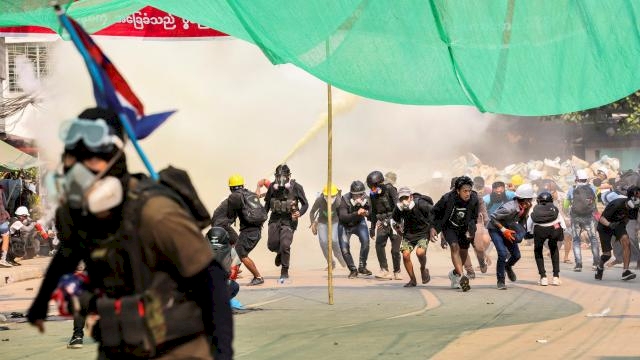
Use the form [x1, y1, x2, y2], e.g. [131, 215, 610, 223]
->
[275, 164, 291, 176]
[454, 176, 473, 190]
[366, 171, 384, 189]
[537, 191, 553, 204]
[350, 180, 366, 194]
[206, 226, 230, 247]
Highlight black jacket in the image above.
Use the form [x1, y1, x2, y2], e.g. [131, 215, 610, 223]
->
[368, 184, 398, 231]
[263, 180, 308, 230]
[338, 192, 371, 228]
[432, 190, 479, 237]
[392, 198, 433, 242]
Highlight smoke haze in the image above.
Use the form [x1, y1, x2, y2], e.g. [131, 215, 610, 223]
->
[16, 38, 561, 272]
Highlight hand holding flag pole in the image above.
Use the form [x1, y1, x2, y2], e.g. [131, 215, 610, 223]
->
[54, 4, 175, 181]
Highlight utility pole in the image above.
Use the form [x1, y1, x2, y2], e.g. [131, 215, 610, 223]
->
[0, 36, 6, 135]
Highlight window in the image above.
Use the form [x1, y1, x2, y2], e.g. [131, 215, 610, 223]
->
[6, 42, 50, 94]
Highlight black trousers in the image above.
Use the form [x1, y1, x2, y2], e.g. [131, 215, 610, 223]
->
[375, 225, 401, 273]
[533, 225, 563, 277]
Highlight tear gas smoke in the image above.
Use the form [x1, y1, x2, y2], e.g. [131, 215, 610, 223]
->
[15, 37, 561, 271]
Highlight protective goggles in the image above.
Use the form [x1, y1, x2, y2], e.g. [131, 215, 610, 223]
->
[59, 118, 123, 152]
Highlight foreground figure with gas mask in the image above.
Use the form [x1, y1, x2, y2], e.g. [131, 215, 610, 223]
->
[26, 108, 233, 359]
[594, 186, 639, 281]
[263, 164, 308, 282]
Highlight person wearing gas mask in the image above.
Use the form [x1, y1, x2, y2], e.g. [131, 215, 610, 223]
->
[26, 108, 232, 360]
[487, 184, 535, 290]
[338, 180, 373, 276]
[310, 184, 349, 275]
[392, 187, 435, 287]
[594, 186, 639, 281]
[431, 176, 479, 292]
[206, 227, 241, 306]
[366, 171, 402, 280]
[263, 164, 308, 281]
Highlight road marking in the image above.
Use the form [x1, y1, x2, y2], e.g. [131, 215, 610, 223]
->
[245, 296, 290, 308]
[386, 289, 441, 319]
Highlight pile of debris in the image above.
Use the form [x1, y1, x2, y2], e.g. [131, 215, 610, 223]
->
[450, 153, 621, 190]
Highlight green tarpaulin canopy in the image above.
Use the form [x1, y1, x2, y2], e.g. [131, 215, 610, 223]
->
[1, 0, 639, 115]
[0, 140, 39, 170]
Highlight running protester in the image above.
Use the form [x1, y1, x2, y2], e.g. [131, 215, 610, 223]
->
[594, 186, 639, 281]
[487, 184, 534, 290]
[432, 176, 479, 292]
[392, 187, 434, 287]
[527, 191, 566, 286]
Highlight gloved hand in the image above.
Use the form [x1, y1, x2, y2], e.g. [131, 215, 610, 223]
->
[311, 221, 318, 236]
[50, 272, 89, 316]
[501, 228, 516, 242]
[369, 228, 375, 239]
[607, 221, 620, 229]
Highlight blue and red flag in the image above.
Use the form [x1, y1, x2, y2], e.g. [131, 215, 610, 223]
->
[57, 12, 174, 140]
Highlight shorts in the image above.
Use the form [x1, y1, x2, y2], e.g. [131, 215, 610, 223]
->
[0, 221, 8, 236]
[400, 238, 429, 253]
[597, 222, 628, 253]
[443, 227, 472, 250]
[235, 229, 261, 258]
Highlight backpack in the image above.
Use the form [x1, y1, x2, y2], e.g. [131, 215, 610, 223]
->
[531, 203, 559, 223]
[240, 189, 268, 226]
[570, 184, 596, 216]
[411, 192, 434, 225]
[412, 192, 434, 206]
[155, 166, 211, 229]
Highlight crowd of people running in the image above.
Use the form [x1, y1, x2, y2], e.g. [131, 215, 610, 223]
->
[213, 164, 640, 291]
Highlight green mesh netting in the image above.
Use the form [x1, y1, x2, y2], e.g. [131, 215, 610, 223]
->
[1, 0, 640, 116]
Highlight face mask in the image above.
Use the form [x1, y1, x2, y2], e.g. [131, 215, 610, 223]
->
[627, 198, 640, 209]
[273, 175, 291, 190]
[350, 197, 367, 206]
[397, 199, 415, 210]
[59, 163, 123, 213]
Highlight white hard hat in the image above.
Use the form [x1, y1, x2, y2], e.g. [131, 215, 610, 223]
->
[15, 206, 29, 216]
[576, 169, 588, 180]
[515, 184, 535, 199]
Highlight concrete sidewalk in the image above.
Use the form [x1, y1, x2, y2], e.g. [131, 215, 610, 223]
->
[0, 257, 51, 288]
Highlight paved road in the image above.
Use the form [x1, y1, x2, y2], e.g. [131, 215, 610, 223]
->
[0, 245, 638, 359]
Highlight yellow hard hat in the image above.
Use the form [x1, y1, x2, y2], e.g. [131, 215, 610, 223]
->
[322, 183, 339, 197]
[228, 174, 244, 187]
[510, 174, 524, 186]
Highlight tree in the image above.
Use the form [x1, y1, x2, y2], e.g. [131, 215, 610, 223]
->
[547, 91, 640, 135]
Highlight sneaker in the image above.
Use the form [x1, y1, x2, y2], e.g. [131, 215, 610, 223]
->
[595, 266, 604, 280]
[375, 270, 392, 280]
[248, 277, 264, 286]
[505, 266, 517, 282]
[280, 268, 289, 280]
[67, 336, 83, 349]
[448, 270, 460, 289]
[538, 277, 548, 286]
[552, 277, 561, 286]
[479, 260, 488, 274]
[0, 259, 12, 268]
[393, 271, 402, 280]
[348, 269, 358, 279]
[420, 268, 430, 284]
[573, 263, 582, 272]
[621, 269, 636, 281]
[403, 280, 417, 287]
[497, 280, 507, 290]
[592, 265, 598, 271]
[8, 260, 21, 266]
[274, 253, 282, 267]
[466, 270, 476, 280]
[358, 267, 372, 276]
[459, 274, 471, 292]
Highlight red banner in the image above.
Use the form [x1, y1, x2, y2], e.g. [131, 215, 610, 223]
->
[0, 6, 228, 39]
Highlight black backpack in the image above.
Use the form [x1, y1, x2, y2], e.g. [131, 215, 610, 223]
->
[570, 184, 596, 216]
[412, 192, 434, 206]
[240, 189, 268, 226]
[531, 203, 559, 223]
